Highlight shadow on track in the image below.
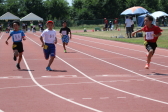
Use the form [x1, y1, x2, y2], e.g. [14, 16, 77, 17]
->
[147, 72, 168, 76]
[50, 70, 67, 72]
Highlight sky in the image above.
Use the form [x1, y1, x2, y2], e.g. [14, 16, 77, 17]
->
[66, 0, 72, 6]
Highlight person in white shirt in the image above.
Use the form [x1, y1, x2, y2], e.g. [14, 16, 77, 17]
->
[40, 20, 57, 71]
[125, 16, 133, 38]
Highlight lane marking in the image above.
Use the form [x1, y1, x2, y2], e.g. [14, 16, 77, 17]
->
[0, 32, 4, 40]
[72, 35, 168, 58]
[117, 97, 126, 99]
[0, 109, 4, 112]
[100, 97, 109, 99]
[22, 55, 102, 112]
[72, 34, 168, 52]
[41, 75, 77, 78]
[60, 44, 168, 85]
[0, 76, 22, 79]
[34, 33, 168, 68]
[0, 78, 149, 90]
[83, 98, 92, 100]
[27, 35, 168, 105]
[69, 40, 168, 68]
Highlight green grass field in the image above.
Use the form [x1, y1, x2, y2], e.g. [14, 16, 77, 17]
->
[73, 28, 168, 49]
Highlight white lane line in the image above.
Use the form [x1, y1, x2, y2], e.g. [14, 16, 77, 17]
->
[72, 35, 168, 58]
[100, 97, 109, 99]
[69, 40, 168, 68]
[0, 32, 4, 39]
[73, 34, 168, 52]
[0, 109, 4, 112]
[27, 35, 168, 105]
[61, 44, 168, 85]
[34, 33, 168, 68]
[117, 97, 126, 99]
[83, 98, 92, 100]
[22, 55, 102, 112]
[0, 78, 149, 90]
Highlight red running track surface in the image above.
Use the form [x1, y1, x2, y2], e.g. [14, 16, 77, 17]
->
[0, 31, 168, 112]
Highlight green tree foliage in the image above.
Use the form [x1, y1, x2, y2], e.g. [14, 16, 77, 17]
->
[0, 0, 168, 20]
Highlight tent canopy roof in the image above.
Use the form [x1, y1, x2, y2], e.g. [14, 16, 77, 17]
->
[151, 11, 168, 19]
[20, 13, 43, 21]
[0, 12, 20, 20]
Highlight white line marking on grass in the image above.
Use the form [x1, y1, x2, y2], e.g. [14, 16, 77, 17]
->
[27, 35, 168, 105]
[69, 40, 168, 68]
[72, 36, 168, 58]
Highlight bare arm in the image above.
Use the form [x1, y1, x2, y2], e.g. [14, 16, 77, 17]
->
[6, 36, 11, 45]
[40, 36, 44, 47]
[55, 37, 57, 44]
[132, 29, 143, 37]
[153, 33, 162, 37]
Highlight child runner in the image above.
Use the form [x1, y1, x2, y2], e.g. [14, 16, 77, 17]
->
[132, 15, 162, 69]
[59, 21, 71, 53]
[40, 20, 57, 71]
[5, 21, 26, 69]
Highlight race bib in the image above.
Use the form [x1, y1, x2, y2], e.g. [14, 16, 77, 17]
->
[146, 31, 154, 40]
[13, 34, 22, 41]
[62, 31, 67, 35]
[48, 34, 55, 41]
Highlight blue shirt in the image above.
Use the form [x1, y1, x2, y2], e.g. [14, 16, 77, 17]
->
[10, 30, 25, 42]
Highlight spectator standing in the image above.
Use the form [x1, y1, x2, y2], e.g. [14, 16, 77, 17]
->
[104, 18, 108, 31]
[125, 16, 133, 38]
[114, 18, 118, 30]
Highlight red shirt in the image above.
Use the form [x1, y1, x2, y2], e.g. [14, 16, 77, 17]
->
[114, 20, 118, 24]
[142, 25, 162, 43]
[104, 20, 108, 24]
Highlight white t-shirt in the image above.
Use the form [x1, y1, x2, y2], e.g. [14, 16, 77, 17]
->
[41, 29, 56, 44]
[125, 19, 133, 27]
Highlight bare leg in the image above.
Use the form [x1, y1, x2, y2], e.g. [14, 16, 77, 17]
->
[18, 52, 23, 64]
[63, 43, 66, 50]
[147, 50, 153, 64]
[47, 56, 55, 67]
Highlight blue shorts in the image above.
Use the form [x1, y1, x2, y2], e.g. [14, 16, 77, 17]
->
[43, 43, 56, 59]
[62, 35, 69, 43]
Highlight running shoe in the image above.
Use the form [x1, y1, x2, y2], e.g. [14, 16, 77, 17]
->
[64, 50, 67, 53]
[46, 67, 52, 71]
[145, 64, 150, 69]
[16, 63, 21, 69]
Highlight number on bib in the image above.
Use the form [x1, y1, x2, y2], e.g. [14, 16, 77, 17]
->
[146, 31, 154, 40]
[13, 34, 22, 41]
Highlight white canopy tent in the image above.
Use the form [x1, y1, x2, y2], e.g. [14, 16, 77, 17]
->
[0, 12, 20, 20]
[20, 13, 43, 21]
[151, 11, 168, 19]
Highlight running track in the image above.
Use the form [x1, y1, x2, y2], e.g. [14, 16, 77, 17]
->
[0, 31, 168, 112]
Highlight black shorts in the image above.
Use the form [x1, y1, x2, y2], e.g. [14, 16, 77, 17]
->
[144, 41, 157, 54]
[126, 27, 132, 34]
[12, 42, 24, 53]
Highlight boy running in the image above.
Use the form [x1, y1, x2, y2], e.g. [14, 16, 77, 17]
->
[40, 20, 57, 71]
[59, 21, 71, 53]
[5, 21, 26, 69]
[132, 15, 162, 69]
